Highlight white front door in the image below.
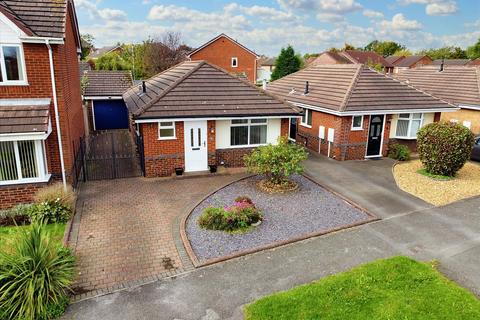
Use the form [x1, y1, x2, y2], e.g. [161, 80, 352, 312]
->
[184, 120, 208, 172]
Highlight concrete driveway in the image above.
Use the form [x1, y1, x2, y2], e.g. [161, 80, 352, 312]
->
[64, 156, 480, 320]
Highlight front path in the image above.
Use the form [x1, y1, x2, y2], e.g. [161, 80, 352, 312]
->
[69, 174, 244, 295]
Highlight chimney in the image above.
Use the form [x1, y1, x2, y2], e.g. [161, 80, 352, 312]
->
[304, 81, 309, 95]
[439, 58, 444, 72]
[142, 81, 146, 93]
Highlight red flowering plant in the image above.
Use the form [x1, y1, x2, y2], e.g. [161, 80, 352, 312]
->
[198, 196, 263, 232]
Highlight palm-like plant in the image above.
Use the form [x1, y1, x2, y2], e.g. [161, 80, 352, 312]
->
[0, 222, 75, 320]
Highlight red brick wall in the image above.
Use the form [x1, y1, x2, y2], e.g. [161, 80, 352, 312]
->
[190, 36, 257, 82]
[0, 182, 50, 210]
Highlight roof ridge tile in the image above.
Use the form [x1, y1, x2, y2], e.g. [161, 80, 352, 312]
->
[340, 64, 363, 111]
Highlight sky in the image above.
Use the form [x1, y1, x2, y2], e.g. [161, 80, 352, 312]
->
[75, 0, 480, 56]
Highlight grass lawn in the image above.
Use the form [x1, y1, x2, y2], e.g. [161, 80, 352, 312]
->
[0, 223, 66, 253]
[244, 256, 480, 320]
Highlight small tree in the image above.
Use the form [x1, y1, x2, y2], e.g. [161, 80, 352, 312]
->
[417, 122, 474, 177]
[270, 45, 301, 81]
[244, 137, 308, 186]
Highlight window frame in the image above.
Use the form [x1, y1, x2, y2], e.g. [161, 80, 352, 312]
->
[300, 108, 312, 128]
[231, 57, 238, 68]
[230, 118, 268, 147]
[0, 43, 28, 86]
[394, 113, 423, 139]
[158, 121, 176, 140]
[0, 139, 49, 186]
[351, 115, 363, 131]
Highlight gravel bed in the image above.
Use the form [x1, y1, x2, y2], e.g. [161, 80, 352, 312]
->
[185, 175, 372, 263]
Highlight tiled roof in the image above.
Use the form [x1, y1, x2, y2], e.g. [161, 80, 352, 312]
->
[123, 60, 299, 119]
[87, 45, 122, 59]
[259, 57, 276, 66]
[79, 61, 91, 76]
[0, 103, 50, 134]
[343, 50, 394, 67]
[187, 33, 258, 58]
[322, 51, 352, 64]
[395, 55, 431, 68]
[469, 58, 480, 66]
[0, 0, 69, 38]
[83, 71, 133, 97]
[385, 56, 405, 65]
[395, 66, 480, 106]
[266, 64, 455, 113]
[432, 59, 471, 66]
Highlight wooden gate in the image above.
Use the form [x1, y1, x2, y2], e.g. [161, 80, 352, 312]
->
[85, 130, 142, 180]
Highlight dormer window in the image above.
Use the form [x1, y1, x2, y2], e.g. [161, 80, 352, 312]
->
[231, 57, 238, 68]
[0, 44, 26, 85]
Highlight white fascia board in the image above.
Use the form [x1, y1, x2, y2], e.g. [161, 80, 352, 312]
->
[20, 36, 64, 44]
[0, 131, 50, 141]
[459, 104, 480, 111]
[83, 96, 124, 100]
[135, 115, 298, 124]
[289, 101, 459, 116]
[0, 98, 51, 106]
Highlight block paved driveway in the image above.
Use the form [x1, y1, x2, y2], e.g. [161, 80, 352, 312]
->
[64, 155, 480, 320]
[69, 174, 245, 294]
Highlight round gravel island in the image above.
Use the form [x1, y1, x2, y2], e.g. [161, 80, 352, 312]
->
[185, 175, 375, 263]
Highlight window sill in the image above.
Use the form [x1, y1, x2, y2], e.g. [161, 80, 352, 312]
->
[158, 137, 176, 141]
[300, 123, 312, 128]
[0, 174, 51, 187]
[351, 127, 363, 131]
[0, 81, 29, 86]
[227, 144, 268, 149]
[393, 136, 417, 140]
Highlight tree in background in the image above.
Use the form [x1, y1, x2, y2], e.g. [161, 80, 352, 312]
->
[364, 40, 406, 57]
[94, 51, 130, 71]
[417, 46, 467, 59]
[466, 38, 480, 60]
[143, 32, 191, 77]
[271, 45, 302, 81]
[80, 34, 94, 60]
[393, 49, 412, 56]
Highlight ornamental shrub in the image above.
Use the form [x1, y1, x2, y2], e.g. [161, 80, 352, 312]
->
[0, 222, 75, 320]
[417, 121, 474, 177]
[198, 198, 263, 232]
[34, 183, 76, 213]
[388, 144, 411, 161]
[27, 199, 72, 224]
[244, 136, 308, 185]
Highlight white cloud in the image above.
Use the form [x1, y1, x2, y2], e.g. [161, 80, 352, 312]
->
[316, 12, 345, 22]
[277, 0, 362, 13]
[224, 3, 298, 23]
[379, 13, 422, 31]
[399, 0, 458, 16]
[76, 0, 127, 21]
[363, 9, 384, 19]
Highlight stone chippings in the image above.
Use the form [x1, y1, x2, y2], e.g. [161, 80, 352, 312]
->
[186, 175, 371, 262]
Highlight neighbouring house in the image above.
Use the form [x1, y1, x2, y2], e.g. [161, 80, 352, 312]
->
[0, 0, 84, 209]
[431, 59, 471, 66]
[265, 64, 457, 160]
[256, 57, 276, 83]
[79, 60, 92, 75]
[468, 58, 480, 66]
[87, 44, 123, 60]
[187, 34, 259, 83]
[81, 70, 133, 131]
[310, 50, 394, 73]
[123, 60, 299, 177]
[396, 65, 480, 134]
[385, 55, 433, 73]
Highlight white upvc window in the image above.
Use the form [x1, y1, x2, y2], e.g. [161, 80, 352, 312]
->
[231, 57, 238, 67]
[351, 115, 363, 131]
[395, 113, 423, 139]
[158, 121, 176, 140]
[300, 108, 312, 127]
[0, 44, 27, 85]
[230, 119, 267, 146]
[0, 140, 49, 185]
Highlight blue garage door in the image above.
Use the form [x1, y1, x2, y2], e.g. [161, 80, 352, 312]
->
[93, 100, 129, 130]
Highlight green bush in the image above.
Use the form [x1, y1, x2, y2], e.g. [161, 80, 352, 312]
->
[34, 183, 76, 213]
[244, 136, 308, 185]
[417, 122, 474, 177]
[388, 144, 411, 161]
[0, 222, 75, 320]
[27, 199, 72, 224]
[0, 204, 33, 227]
[198, 198, 263, 232]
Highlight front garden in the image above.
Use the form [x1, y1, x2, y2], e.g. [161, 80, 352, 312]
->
[185, 138, 375, 264]
[392, 121, 480, 206]
[0, 184, 76, 320]
[244, 256, 480, 320]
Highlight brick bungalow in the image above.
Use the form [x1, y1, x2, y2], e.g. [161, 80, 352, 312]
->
[266, 64, 457, 160]
[311, 50, 395, 73]
[385, 55, 432, 73]
[123, 60, 300, 177]
[187, 33, 259, 83]
[81, 70, 133, 132]
[0, 0, 84, 209]
[396, 65, 480, 134]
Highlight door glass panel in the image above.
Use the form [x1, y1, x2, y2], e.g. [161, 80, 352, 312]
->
[190, 128, 194, 147]
[198, 128, 201, 147]
[372, 116, 381, 123]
